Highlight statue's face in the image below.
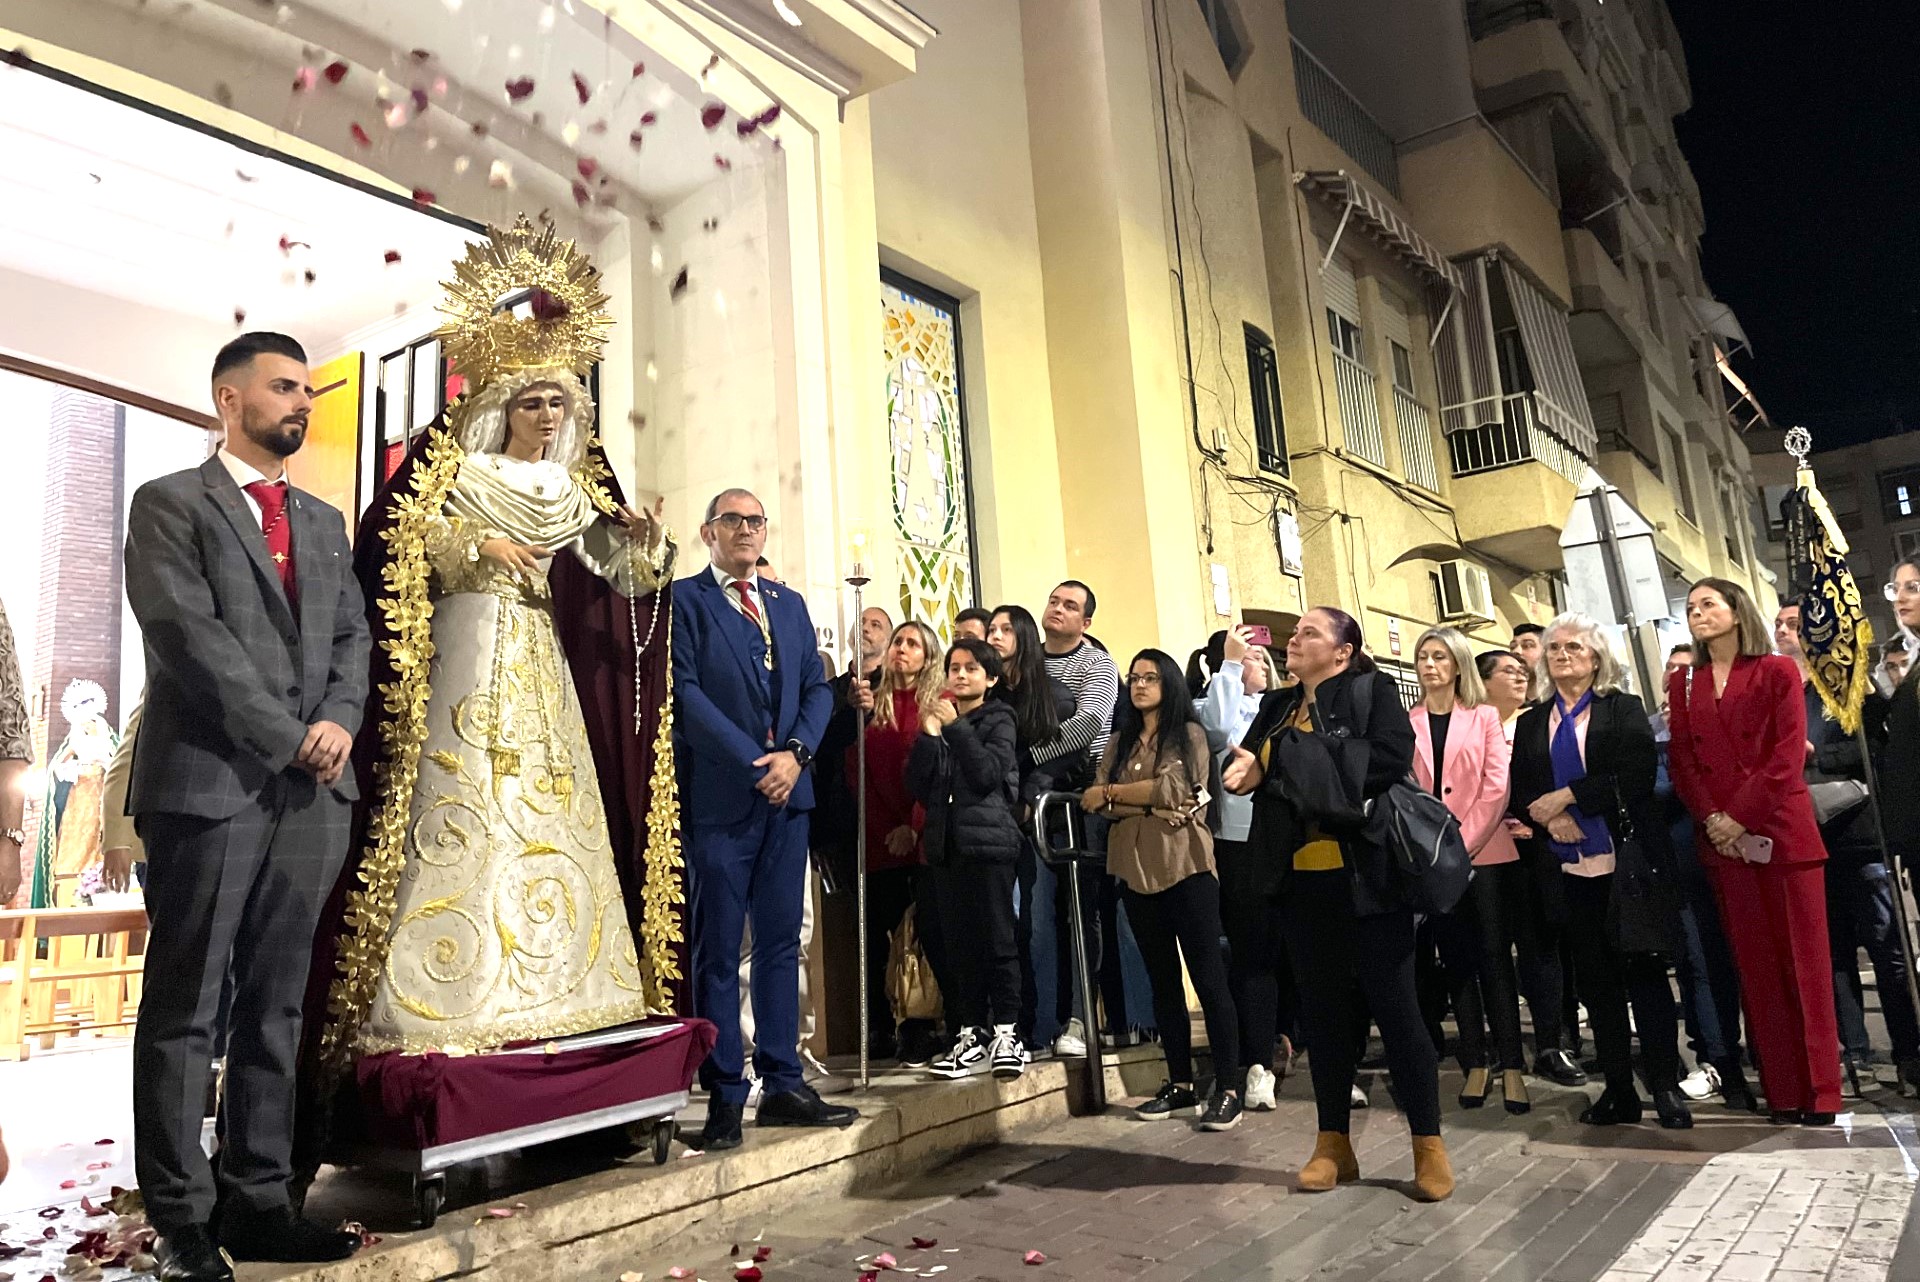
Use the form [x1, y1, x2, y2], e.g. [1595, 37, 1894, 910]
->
[505, 383, 567, 457]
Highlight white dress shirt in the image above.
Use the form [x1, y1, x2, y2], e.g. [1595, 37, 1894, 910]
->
[710, 563, 766, 621]
[217, 447, 288, 526]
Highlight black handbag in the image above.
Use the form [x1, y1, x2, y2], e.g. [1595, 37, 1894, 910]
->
[1605, 805, 1682, 956]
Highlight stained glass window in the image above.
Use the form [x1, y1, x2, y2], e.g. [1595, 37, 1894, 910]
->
[881, 274, 975, 641]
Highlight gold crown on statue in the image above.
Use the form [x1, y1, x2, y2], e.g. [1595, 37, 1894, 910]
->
[434, 214, 612, 381]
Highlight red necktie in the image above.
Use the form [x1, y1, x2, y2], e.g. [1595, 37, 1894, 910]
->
[242, 480, 297, 605]
[730, 579, 762, 626]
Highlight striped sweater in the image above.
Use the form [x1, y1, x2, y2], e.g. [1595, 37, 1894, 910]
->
[1031, 639, 1119, 771]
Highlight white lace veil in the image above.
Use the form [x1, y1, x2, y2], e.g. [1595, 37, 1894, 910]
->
[453, 368, 595, 471]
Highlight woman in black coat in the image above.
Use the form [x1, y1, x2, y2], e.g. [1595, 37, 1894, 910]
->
[1509, 613, 1688, 1129]
[1223, 607, 1450, 1203]
[907, 638, 1025, 1079]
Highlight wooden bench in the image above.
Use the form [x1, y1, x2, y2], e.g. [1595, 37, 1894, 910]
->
[0, 906, 148, 1059]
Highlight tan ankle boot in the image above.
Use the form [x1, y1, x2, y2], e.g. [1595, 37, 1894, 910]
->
[1298, 1130, 1359, 1191]
[1411, 1134, 1454, 1201]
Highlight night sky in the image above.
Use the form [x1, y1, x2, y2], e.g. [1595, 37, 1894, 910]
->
[1669, 2, 1920, 448]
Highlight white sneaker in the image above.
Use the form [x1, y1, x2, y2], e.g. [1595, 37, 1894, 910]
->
[989, 1026, 1029, 1079]
[1350, 1083, 1370, 1109]
[1053, 1018, 1088, 1058]
[1678, 1063, 1721, 1101]
[1244, 1064, 1278, 1111]
[930, 1027, 989, 1078]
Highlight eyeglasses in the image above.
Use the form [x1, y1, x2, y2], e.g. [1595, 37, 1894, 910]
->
[1885, 579, 1920, 600]
[1125, 673, 1162, 687]
[709, 512, 768, 533]
[1545, 641, 1589, 656]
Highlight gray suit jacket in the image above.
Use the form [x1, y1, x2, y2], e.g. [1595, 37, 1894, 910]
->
[124, 456, 371, 820]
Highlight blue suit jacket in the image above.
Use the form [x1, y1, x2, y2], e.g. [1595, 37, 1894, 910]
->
[671, 568, 833, 822]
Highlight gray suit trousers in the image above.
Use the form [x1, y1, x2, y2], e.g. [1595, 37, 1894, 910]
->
[132, 771, 349, 1232]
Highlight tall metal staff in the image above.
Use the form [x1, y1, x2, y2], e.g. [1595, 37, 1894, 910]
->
[1784, 426, 1920, 1065]
[845, 544, 873, 1089]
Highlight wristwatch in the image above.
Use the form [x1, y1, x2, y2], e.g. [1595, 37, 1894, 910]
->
[1, 826, 24, 847]
[785, 739, 815, 769]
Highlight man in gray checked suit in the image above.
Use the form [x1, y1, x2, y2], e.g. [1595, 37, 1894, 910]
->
[125, 333, 371, 1282]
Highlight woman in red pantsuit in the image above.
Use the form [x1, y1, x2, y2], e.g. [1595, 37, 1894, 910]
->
[1668, 577, 1842, 1125]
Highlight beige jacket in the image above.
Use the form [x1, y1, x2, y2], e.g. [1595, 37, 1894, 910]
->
[103, 699, 144, 861]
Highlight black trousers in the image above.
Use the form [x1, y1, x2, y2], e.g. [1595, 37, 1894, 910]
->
[1217, 838, 1296, 1069]
[1443, 861, 1561, 1070]
[865, 866, 937, 1045]
[1015, 837, 1040, 1044]
[1827, 857, 1920, 1062]
[133, 777, 349, 1234]
[1283, 869, 1441, 1136]
[1563, 872, 1681, 1095]
[928, 859, 1020, 1031]
[1124, 873, 1241, 1090]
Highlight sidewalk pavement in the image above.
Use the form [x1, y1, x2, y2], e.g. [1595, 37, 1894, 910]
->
[630, 1066, 1920, 1282]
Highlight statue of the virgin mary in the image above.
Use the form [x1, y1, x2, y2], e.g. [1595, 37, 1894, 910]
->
[310, 216, 684, 1070]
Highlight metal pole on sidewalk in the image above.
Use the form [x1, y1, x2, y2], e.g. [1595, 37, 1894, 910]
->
[847, 566, 873, 1090]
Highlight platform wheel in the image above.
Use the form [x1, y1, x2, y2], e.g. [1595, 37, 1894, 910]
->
[413, 1174, 446, 1228]
[651, 1119, 674, 1165]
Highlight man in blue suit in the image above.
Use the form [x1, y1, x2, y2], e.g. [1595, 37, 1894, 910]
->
[673, 487, 856, 1148]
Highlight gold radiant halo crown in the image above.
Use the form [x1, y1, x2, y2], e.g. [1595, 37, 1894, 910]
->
[434, 214, 612, 382]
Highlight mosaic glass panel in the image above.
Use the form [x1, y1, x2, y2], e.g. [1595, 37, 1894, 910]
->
[882, 278, 974, 641]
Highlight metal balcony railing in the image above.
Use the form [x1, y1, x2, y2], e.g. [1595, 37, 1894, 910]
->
[1466, 1, 1556, 41]
[1393, 386, 1441, 491]
[1291, 39, 1401, 198]
[1331, 349, 1388, 467]
[1447, 393, 1586, 483]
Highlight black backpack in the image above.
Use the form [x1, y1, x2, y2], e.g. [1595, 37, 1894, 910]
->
[1347, 676, 1474, 915]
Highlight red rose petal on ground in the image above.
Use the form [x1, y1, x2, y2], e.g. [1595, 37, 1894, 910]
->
[872, 1254, 897, 1270]
[714, 155, 732, 170]
[505, 77, 536, 103]
[858, 1273, 878, 1282]
[668, 1270, 693, 1280]
[734, 1270, 761, 1282]
[700, 103, 726, 130]
[411, 87, 430, 115]
[736, 119, 757, 137]
[323, 60, 348, 84]
[38, 1209, 63, 1220]
[910, 1240, 937, 1251]
[1023, 1252, 1047, 1266]
[83, 1162, 108, 1171]
[573, 72, 592, 104]
[702, 54, 721, 78]
[632, 60, 646, 78]
[383, 250, 402, 264]
[629, 130, 645, 150]
[58, 1183, 76, 1191]
[471, 121, 490, 138]
[753, 1247, 772, 1263]
[349, 122, 372, 147]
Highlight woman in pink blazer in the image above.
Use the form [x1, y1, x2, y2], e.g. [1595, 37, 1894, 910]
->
[1410, 627, 1530, 1114]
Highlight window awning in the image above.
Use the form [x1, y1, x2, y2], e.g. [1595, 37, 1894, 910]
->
[1432, 255, 1502, 435]
[1296, 170, 1466, 294]
[1499, 257, 1598, 461]
[1688, 296, 1750, 355]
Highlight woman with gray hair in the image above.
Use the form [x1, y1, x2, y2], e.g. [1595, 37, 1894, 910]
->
[1510, 614, 1689, 1129]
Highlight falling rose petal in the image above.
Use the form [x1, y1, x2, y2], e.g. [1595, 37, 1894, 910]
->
[588, 119, 609, 134]
[303, 269, 317, 285]
[349, 122, 372, 147]
[58, 1184, 76, 1192]
[669, 266, 689, 299]
[700, 103, 727, 130]
[873, 1254, 897, 1270]
[640, 110, 658, 126]
[632, 60, 646, 78]
[571, 180, 592, 208]
[910, 1240, 937, 1251]
[505, 76, 536, 103]
[95, 1140, 115, 1147]
[1023, 1252, 1047, 1267]
[756, 104, 781, 127]
[291, 67, 317, 92]
[701, 54, 720, 78]
[577, 157, 599, 180]
[734, 1270, 762, 1282]
[736, 119, 757, 138]
[471, 121, 490, 138]
[488, 159, 513, 187]
[647, 214, 665, 233]
[628, 130, 645, 151]
[572, 71, 592, 104]
[383, 250, 402, 264]
[235, 169, 259, 183]
[83, 1163, 109, 1172]
[323, 60, 349, 85]
[411, 87, 430, 115]
[383, 100, 409, 129]
[753, 1248, 772, 1264]
[714, 155, 733, 171]
[410, 48, 433, 63]
[411, 188, 436, 207]
[38, 1210, 63, 1221]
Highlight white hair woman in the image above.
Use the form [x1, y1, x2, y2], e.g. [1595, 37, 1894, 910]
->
[1411, 627, 1530, 1113]
[1509, 614, 1689, 1129]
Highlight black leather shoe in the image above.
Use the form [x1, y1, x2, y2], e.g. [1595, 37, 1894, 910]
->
[1718, 1063, 1760, 1112]
[699, 1098, 744, 1150]
[217, 1206, 359, 1264]
[1801, 1112, 1838, 1127]
[1769, 1109, 1804, 1125]
[1652, 1088, 1694, 1130]
[1579, 1089, 1644, 1126]
[756, 1082, 858, 1128]
[155, 1225, 234, 1282]
[1534, 1049, 1588, 1087]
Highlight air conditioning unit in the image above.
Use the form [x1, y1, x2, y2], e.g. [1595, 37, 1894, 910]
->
[1436, 559, 1496, 625]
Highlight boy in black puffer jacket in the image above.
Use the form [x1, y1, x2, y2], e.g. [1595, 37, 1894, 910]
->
[907, 637, 1026, 1079]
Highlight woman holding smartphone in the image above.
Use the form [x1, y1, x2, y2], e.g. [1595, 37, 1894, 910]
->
[1667, 578, 1841, 1125]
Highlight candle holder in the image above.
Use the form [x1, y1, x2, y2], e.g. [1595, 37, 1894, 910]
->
[844, 532, 874, 1089]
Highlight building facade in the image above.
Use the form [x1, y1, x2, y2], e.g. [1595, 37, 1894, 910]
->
[0, 0, 1770, 690]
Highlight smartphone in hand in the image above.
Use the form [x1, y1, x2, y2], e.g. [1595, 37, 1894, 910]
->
[1244, 623, 1274, 647]
[1735, 833, 1774, 864]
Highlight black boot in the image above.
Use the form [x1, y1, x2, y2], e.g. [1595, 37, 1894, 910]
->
[1579, 1089, 1644, 1126]
[154, 1226, 234, 1282]
[217, 1206, 360, 1264]
[1652, 1088, 1694, 1130]
[757, 1082, 858, 1128]
[699, 1097, 744, 1150]
[1533, 1049, 1588, 1087]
